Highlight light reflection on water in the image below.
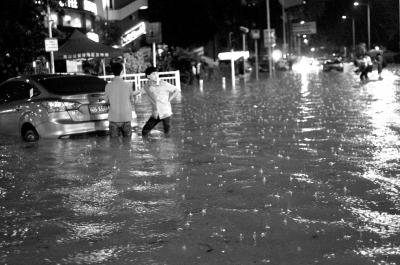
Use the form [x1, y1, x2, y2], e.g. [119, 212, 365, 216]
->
[1, 66, 400, 264]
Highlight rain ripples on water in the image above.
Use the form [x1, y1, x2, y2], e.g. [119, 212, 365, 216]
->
[1, 64, 400, 264]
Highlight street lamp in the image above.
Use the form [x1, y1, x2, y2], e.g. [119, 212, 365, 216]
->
[354, 1, 370, 50]
[342, 15, 356, 51]
[239, 26, 249, 76]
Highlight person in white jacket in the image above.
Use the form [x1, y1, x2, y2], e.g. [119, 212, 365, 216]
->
[142, 66, 180, 138]
[359, 54, 373, 81]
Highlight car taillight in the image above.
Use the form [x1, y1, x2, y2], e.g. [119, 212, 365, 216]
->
[41, 101, 81, 113]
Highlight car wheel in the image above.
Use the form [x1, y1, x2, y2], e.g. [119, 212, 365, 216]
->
[22, 126, 39, 142]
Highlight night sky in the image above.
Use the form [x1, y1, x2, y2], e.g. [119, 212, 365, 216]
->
[146, 0, 399, 51]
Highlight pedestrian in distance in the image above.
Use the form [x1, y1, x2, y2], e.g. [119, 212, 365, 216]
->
[359, 53, 373, 82]
[375, 51, 384, 80]
[104, 62, 140, 138]
[142, 66, 180, 139]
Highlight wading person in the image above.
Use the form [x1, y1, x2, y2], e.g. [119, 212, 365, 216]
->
[359, 53, 373, 81]
[375, 51, 384, 80]
[142, 66, 180, 139]
[104, 62, 140, 138]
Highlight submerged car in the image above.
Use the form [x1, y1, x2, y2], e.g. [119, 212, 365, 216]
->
[0, 74, 137, 141]
[322, 58, 344, 72]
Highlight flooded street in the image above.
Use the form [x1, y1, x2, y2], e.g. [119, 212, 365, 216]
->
[1, 63, 400, 265]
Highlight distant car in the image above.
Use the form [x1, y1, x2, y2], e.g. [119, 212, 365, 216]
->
[0, 74, 137, 141]
[322, 58, 344, 72]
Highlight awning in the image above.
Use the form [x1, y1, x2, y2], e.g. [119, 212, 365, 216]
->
[56, 30, 122, 60]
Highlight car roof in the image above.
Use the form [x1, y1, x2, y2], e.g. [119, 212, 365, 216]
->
[2, 73, 102, 83]
[29, 74, 101, 82]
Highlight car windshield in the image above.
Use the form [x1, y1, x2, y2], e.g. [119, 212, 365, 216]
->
[37, 76, 106, 95]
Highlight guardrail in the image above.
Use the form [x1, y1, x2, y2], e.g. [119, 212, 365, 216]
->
[100, 70, 181, 90]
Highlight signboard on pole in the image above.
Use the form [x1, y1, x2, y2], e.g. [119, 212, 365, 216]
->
[278, 0, 304, 9]
[146, 22, 162, 44]
[292, 21, 317, 35]
[250, 29, 260, 39]
[218, 51, 249, 61]
[45, 38, 58, 52]
[263, 29, 276, 47]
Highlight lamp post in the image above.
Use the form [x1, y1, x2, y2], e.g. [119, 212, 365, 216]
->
[266, 0, 273, 78]
[354, 1, 370, 50]
[239, 26, 249, 77]
[342, 15, 356, 50]
[47, 3, 55, 74]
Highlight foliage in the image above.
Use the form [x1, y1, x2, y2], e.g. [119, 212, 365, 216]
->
[123, 48, 152, 74]
[0, 0, 66, 81]
[95, 19, 122, 47]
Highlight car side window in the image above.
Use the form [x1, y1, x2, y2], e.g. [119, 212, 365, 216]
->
[0, 81, 37, 104]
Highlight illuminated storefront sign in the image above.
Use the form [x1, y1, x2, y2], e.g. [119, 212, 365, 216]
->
[87, 31, 99, 42]
[59, 0, 79, 9]
[84, 0, 97, 15]
[121, 22, 146, 47]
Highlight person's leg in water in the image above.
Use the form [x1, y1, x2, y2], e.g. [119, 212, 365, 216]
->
[109, 122, 121, 138]
[378, 64, 383, 79]
[121, 122, 132, 138]
[142, 116, 160, 138]
[161, 117, 171, 137]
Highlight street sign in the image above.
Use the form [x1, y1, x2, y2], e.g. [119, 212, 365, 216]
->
[146, 22, 162, 44]
[45, 38, 58, 52]
[278, 0, 304, 9]
[250, 29, 260, 39]
[218, 51, 249, 61]
[292, 21, 317, 35]
[263, 29, 276, 47]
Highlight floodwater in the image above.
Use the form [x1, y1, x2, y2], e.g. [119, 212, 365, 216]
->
[1, 61, 400, 265]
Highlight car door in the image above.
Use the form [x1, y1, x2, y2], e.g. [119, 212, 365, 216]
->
[0, 81, 36, 136]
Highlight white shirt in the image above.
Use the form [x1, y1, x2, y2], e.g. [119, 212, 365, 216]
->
[144, 80, 179, 119]
[104, 76, 136, 122]
[364, 55, 373, 66]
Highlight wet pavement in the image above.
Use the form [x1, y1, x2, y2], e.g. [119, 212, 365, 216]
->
[1, 61, 400, 265]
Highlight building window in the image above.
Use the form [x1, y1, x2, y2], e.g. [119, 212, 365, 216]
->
[86, 18, 92, 30]
[62, 11, 82, 28]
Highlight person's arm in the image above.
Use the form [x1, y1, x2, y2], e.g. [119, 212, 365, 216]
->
[143, 85, 157, 106]
[168, 83, 180, 102]
[104, 86, 110, 105]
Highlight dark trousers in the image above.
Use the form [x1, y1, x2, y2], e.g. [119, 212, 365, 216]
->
[142, 116, 171, 137]
[360, 65, 372, 80]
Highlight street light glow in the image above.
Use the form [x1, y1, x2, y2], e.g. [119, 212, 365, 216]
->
[354, 2, 360, 6]
[342, 15, 347, 20]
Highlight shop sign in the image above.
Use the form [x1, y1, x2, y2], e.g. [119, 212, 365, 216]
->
[83, 0, 97, 14]
[121, 22, 146, 47]
[59, 0, 79, 9]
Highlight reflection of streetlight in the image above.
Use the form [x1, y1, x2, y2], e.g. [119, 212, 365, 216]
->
[354, 1, 370, 49]
[342, 15, 356, 50]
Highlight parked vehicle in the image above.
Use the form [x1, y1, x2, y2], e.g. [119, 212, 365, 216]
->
[0, 74, 137, 141]
[322, 58, 344, 72]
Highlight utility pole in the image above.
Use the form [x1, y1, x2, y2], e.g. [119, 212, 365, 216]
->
[282, 0, 287, 56]
[47, 2, 55, 74]
[266, 0, 273, 78]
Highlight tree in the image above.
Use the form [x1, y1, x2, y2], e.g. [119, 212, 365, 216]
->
[0, 0, 66, 79]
